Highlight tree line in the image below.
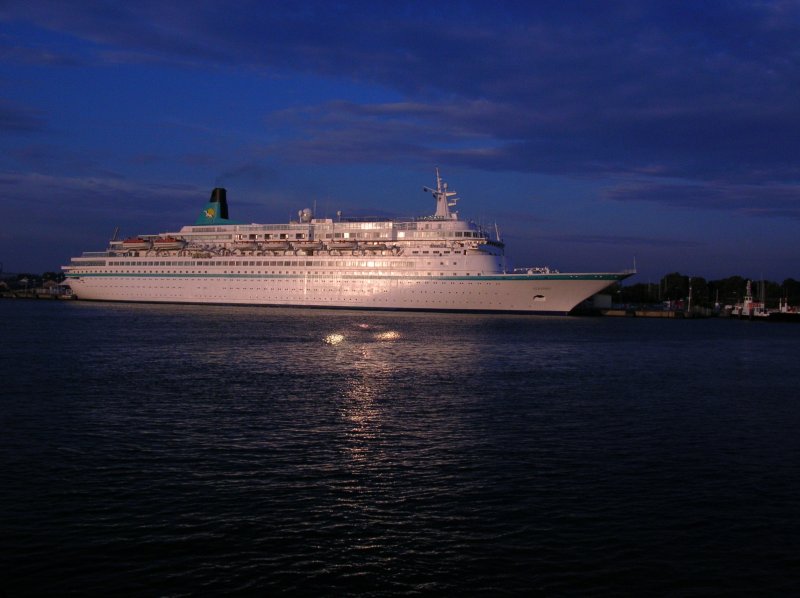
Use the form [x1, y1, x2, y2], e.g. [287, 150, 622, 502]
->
[615, 273, 800, 308]
[0, 272, 65, 288]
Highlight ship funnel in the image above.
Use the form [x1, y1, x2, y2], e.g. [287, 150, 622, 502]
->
[210, 187, 229, 219]
[195, 187, 237, 225]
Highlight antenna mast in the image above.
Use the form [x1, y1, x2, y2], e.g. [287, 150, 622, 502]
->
[422, 167, 459, 219]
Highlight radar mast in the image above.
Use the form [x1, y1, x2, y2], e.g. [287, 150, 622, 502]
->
[423, 167, 459, 219]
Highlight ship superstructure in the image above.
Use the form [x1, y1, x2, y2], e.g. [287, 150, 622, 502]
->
[62, 170, 633, 313]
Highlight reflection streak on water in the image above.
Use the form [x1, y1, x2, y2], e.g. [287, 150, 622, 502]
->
[320, 322, 408, 477]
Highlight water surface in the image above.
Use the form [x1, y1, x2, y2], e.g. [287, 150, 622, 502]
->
[2, 301, 799, 595]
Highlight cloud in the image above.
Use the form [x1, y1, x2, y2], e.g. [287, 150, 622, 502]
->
[3, 1, 800, 203]
[2, 171, 201, 216]
[0, 99, 46, 132]
[604, 180, 800, 219]
[0, 42, 83, 67]
[6, 143, 126, 178]
[543, 232, 706, 249]
[215, 161, 279, 188]
[264, 102, 453, 165]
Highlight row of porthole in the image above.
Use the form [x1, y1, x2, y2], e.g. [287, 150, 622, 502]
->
[72, 269, 487, 277]
[87, 279, 506, 292]
[81, 288, 507, 304]
[88, 279, 500, 292]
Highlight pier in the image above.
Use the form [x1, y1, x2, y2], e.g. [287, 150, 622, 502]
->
[600, 309, 696, 318]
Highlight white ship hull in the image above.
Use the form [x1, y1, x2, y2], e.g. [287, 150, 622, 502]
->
[65, 270, 624, 314]
[63, 171, 633, 314]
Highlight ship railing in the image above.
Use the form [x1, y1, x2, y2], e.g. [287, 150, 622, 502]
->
[81, 251, 111, 257]
[340, 216, 401, 223]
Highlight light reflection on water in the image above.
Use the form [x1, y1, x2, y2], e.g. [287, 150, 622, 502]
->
[323, 332, 345, 345]
[322, 321, 406, 470]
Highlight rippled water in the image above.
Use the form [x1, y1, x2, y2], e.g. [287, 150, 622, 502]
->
[2, 300, 800, 596]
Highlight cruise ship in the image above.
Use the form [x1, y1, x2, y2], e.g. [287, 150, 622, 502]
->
[62, 170, 633, 314]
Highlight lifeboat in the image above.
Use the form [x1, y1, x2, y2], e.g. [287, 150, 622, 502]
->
[232, 242, 258, 251]
[293, 241, 323, 251]
[121, 237, 151, 250]
[327, 240, 358, 250]
[263, 241, 291, 250]
[152, 236, 185, 250]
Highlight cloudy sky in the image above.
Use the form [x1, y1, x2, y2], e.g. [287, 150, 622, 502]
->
[2, 1, 798, 281]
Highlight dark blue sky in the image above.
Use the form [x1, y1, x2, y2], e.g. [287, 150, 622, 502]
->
[2, 1, 799, 281]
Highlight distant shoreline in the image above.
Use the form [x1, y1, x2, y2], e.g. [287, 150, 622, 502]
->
[0, 291, 74, 301]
